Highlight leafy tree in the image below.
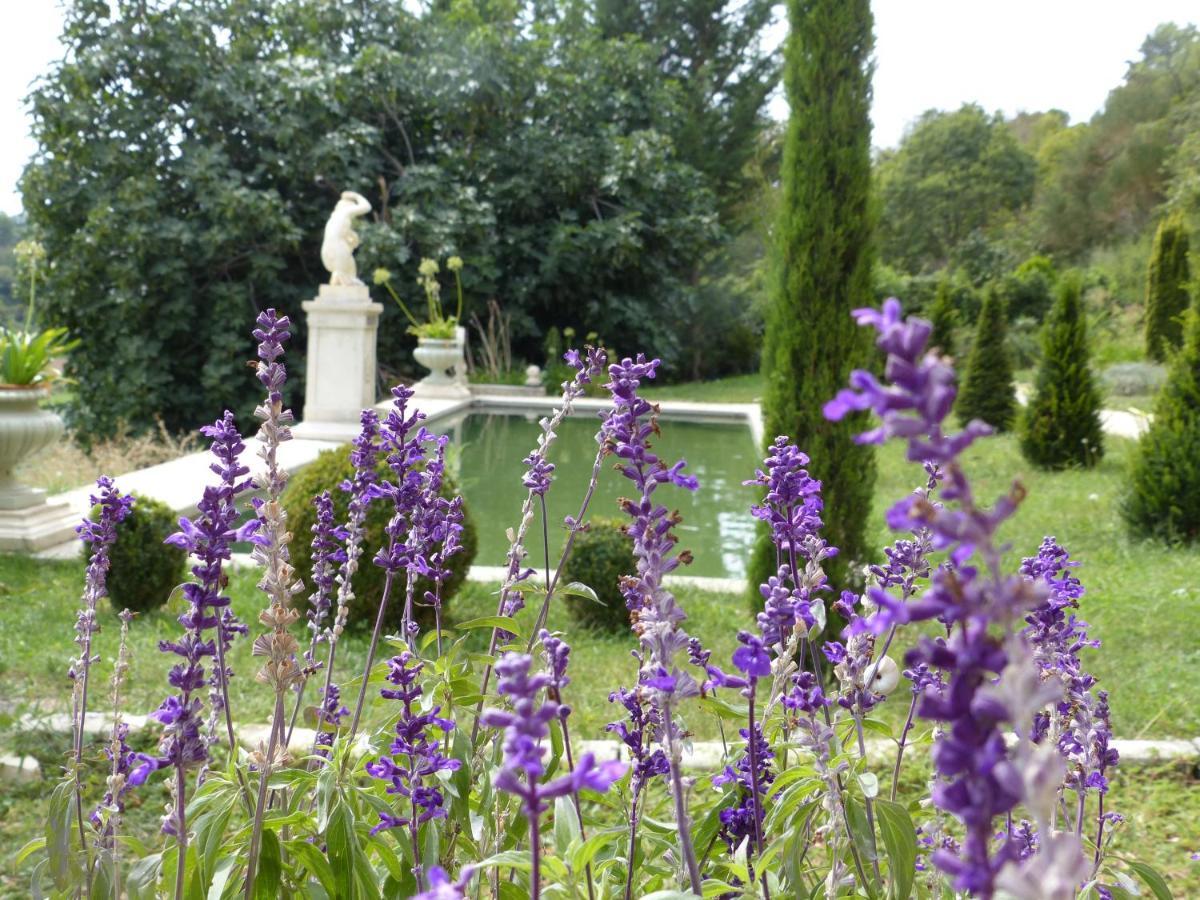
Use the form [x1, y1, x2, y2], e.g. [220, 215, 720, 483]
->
[754, 0, 876, 590]
[927, 277, 957, 357]
[1124, 305, 1200, 542]
[1018, 273, 1104, 469]
[594, 0, 780, 224]
[1031, 24, 1200, 257]
[1144, 211, 1192, 361]
[1002, 255, 1057, 322]
[23, 0, 721, 437]
[877, 104, 1036, 273]
[957, 287, 1016, 431]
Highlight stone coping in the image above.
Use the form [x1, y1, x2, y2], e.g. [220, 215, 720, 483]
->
[35, 390, 760, 559]
[6, 709, 1196, 783]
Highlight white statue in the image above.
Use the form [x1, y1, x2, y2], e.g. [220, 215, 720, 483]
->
[320, 191, 371, 285]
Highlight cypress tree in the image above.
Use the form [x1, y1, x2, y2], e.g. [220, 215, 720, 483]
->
[1144, 212, 1191, 362]
[1018, 273, 1105, 469]
[753, 0, 876, 592]
[927, 276, 957, 357]
[957, 286, 1016, 431]
[1124, 305, 1200, 542]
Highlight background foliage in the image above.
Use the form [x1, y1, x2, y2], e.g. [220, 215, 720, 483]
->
[24, 0, 778, 437]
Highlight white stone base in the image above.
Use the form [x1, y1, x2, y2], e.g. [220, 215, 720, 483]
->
[0, 497, 78, 551]
[302, 284, 383, 424]
[412, 380, 472, 400]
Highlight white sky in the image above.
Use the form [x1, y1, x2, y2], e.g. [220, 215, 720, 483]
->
[1, 1, 1197, 216]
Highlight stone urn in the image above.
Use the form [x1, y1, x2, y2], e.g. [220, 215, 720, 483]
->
[0, 386, 64, 510]
[413, 336, 470, 399]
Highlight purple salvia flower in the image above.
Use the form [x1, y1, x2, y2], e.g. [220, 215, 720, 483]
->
[827, 300, 1075, 898]
[480, 653, 625, 817]
[606, 679, 670, 790]
[249, 308, 304, 697]
[1020, 538, 1118, 857]
[305, 491, 346, 657]
[495, 347, 606, 629]
[744, 436, 826, 564]
[711, 723, 775, 855]
[70, 476, 134, 835]
[310, 410, 381, 765]
[91, 607, 136, 858]
[365, 652, 461, 839]
[244, 309, 305, 900]
[131, 411, 257, 832]
[343, 386, 435, 761]
[600, 354, 704, 893]
[313, 683, 348, 759]
[480, 653, 624, 898]
[413, 866, 475, 900]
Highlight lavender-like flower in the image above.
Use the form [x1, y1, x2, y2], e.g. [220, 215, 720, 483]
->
[1020, 538, 1118, 857]
[311, 410, 381, 763]
[129, 410, 258, 855]
[305, 491, 347, 657]
[413, 866, 475, 900]
[166, 412, 257, 770]
[600, 354, 705, 894]
[480, 653, 624, 900]
[344, 386, 433, 758]
[245, 308, 305, 900]
[365, 652, 461, 885]
[825, 299, 1063, 897]
[69, 477, 133, 854]
[91, 607, 136, 885]
[494, 347, 606, 629]
[607, 663, 670, 900]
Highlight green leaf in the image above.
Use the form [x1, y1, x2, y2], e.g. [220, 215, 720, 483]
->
[14, 837, 46, 867]
[558, 581, 601, 604]
[554, 795, 582, 858]
[44, 780, 74, 891]
[207, 856, 237, 900]
[454, 615, 524, 636]
[857, 772, 880, 799]
[253, 829, 282, 900]
[875, 799, 917, 900]
[476, 849, 534, 872]
[1125, 860, 1175, 899]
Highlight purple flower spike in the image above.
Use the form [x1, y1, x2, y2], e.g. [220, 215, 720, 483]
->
[365, 652, 461, 835]
[481, 652, 625, 818]
[414, 866, 475, 900]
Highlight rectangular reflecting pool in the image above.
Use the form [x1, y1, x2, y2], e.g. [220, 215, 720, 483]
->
[435, 411, 760, 579]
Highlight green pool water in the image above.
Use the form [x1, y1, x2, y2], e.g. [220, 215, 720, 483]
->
[436, 411, 760, 579]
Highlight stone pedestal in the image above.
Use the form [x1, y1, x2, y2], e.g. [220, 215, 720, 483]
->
[0, 389, 77, 551]
[301, 284, 383, 424]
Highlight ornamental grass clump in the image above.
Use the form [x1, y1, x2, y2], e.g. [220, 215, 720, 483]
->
[37, 300, 1171, 900]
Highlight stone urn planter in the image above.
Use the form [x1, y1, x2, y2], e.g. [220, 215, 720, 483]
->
[0, 386, 64, 510]
[413, 335, 470, 399]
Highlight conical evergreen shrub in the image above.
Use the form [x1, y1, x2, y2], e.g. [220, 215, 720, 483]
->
[1124, 305, 1200, 542]
[1144, 212, 1191, 362]
[927, 277, 957, 357]
[957, 286, 1016, 431]
[1018, 273, 1104, 469]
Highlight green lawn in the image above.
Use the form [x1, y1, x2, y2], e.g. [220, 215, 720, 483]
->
[3, 376, 1199, 895]
[641, 371, 764, 403]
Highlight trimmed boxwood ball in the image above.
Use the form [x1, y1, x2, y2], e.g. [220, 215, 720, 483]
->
[83, 492, 186, 614]
[562, 518, 635, 632]
[282, 445, 478, 631]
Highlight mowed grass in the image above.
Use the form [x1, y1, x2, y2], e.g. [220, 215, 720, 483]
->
[641, 371, 764, 404]
[1, 427, 1194, 740]
[2, 398, 1200, 894]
